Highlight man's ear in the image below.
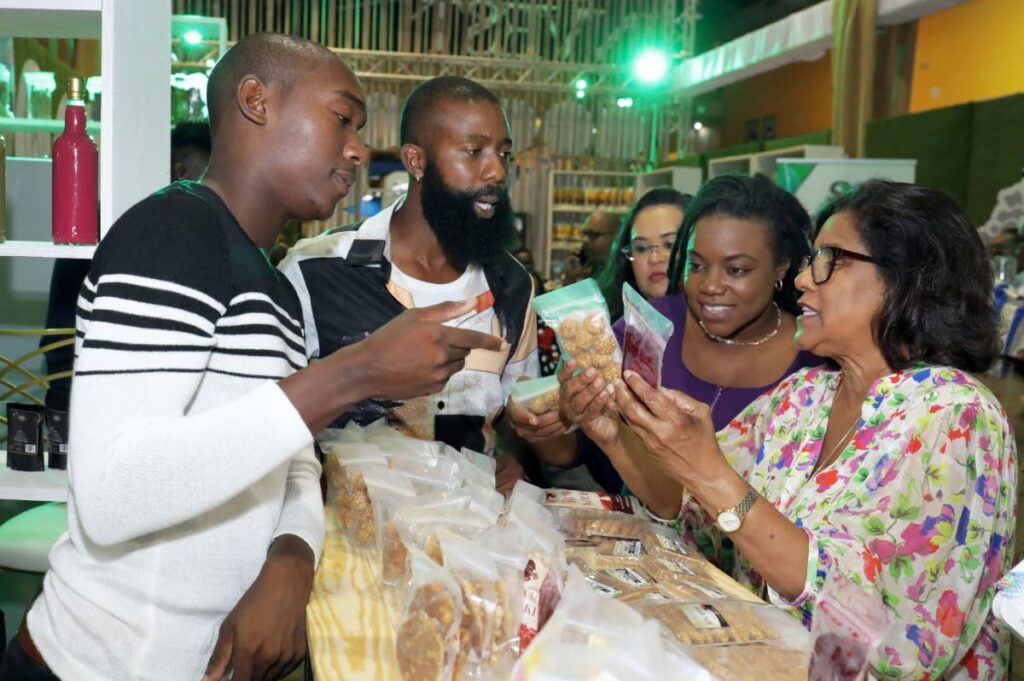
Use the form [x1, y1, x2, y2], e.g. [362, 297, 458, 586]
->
[401, 143, 426, 182]
[237, 75, 269, 126]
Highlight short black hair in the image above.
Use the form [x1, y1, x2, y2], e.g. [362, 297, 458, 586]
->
[206, 32, 336, 133]
[171, 120, 211, 153]
[400, 76, 502, 146]
[668, 174, 813, 316]
[596, 188, 691, 318]
[816, 180, 999, 372]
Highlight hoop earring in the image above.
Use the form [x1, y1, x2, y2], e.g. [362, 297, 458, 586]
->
[774, 279, 783, 292]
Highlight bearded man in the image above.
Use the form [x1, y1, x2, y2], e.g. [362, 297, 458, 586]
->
[280, 76, 538, 489]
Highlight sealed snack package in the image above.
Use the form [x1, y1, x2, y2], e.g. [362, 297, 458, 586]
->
[510, 375, 560, 415]
[690, 643, 809, 681]
[512, 568, 670, 681]
[557, 508, 648, 540]
[807, 571, 889, 681]
[508, 480, 546, 508]
[438, 530, 501, 679]
[448, 449, 496, 490]
[460, 447, 496, 475]
[533, 279, 621, 383]
[582, 565, 659, 601]
[505, 507, 565, 650]
[478, 526, 528, 668]
[391, 455, 464, 492]
[357, 466, 416, 549]
[323, 441, 386, 491]
[396, 548, 463, 681]
[333, 462, 384, 538]
[371, 434, 443, 460]
[593, 538, 645, 569]
[462, 484, 504, 526]
[641, 553, 714, 584]
[542, 488, 643, 515]
[621, 282, 674, 388]
[640, 524, 697, 560]
[381, 491, 474, 584]
[633, 599, 809, 647]
[391, 498, 495, 577]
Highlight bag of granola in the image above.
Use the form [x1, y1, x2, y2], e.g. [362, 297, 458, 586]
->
[533, 279, 621, 383]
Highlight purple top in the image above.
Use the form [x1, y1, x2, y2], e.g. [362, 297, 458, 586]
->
[577, 292, 822, 492]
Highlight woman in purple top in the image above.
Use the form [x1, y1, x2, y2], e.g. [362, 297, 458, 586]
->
[560, 175, 821, 517]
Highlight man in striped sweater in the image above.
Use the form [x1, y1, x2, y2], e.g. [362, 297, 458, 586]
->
[2, 34, 502, 681]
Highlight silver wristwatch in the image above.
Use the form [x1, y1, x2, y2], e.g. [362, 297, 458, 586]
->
[715, 486, 759, 534]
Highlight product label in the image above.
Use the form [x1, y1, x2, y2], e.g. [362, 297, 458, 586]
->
[681, 604, 729, 630]
[613, 540, 643, 557]
[655, 533, 689, 555]
[658, 557, 697, 576]
[544, 489, 635, 514]
[688, 581, 728, 599]
[520, 554, 559, 650]
[585, 577, 623, 598]
[604, 568, 651, 588]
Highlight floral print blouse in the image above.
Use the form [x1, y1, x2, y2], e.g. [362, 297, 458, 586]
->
[680, 365, 1017, 680]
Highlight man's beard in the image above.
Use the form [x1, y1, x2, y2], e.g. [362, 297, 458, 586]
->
[419, 163, 516, 269]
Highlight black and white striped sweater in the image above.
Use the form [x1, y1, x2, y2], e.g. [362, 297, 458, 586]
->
[28, 183, 322, 681]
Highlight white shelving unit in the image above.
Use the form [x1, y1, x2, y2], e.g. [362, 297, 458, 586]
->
[707, 152, 756, 178]
[751, 144, 845, 178]
[707, 144, 845, 180]
[0, 0, 171, 259]
[636, 166, 703, 198]
[545, 169, 634, 279]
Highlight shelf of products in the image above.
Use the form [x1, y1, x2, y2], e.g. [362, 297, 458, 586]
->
[545, 170, 636, 279]
[635, 166, 703, 199]
[0, 0, 170, 259]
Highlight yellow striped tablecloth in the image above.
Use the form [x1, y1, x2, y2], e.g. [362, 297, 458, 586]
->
[307, 517, 400, 681]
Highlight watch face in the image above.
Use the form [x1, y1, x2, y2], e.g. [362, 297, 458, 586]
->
[717, 511, 741, 533]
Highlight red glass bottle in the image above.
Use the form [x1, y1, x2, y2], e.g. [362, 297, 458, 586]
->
[52, 77, 98, 244]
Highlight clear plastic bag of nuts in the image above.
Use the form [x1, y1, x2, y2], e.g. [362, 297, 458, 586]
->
[510, 375, 561, 416]
[438, 529, 502, 680]
[396, 547, 463, 681]
[533, 279, 622, 383]
[354, 466, 416, 549]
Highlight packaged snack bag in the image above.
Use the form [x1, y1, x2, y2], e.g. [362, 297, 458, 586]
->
[556, 508, 648, 541]
[807, 571, 889, 681]
[478, 526, 528, 668]
[357, 466, 416, 548]
[543, 488, 642, 515]
[620, 282, 674, 388]
[439, 530, 501, 679]
[510, 376, 560, 415]
[396, 548, 463, 681]
[533, 279, 621, 383]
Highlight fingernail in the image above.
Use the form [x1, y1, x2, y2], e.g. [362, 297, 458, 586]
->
[623, 370, 636, 380]
[605, 384, 615, 395]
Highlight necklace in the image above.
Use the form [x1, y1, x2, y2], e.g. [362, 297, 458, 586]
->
[813, 378, 859, 474]
[698, 302, 781, 346]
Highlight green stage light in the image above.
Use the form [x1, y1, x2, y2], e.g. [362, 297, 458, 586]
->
[575, 78, 588, 91]
[616, 97, 634, 108]
[634, 49, 669, 85]
[184, 30, 202, 45]
[576, 90, 585, 99]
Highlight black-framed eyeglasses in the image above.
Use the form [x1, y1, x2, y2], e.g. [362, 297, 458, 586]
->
[799, 246, 877, 284]
[621, 240, 675, 261]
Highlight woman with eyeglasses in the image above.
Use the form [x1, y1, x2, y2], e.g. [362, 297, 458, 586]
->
[610, 180, 1014, 679]
[558, 174, 820, 496]
[594, 187, 691, 320]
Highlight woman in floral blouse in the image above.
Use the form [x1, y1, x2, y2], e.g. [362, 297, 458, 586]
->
[614, 180, 1015, 679]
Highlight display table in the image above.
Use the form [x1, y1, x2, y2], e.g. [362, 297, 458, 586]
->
[306, 512, 762, 679]
[306, 517, 401, 681]
[0, 450, 68, 502]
